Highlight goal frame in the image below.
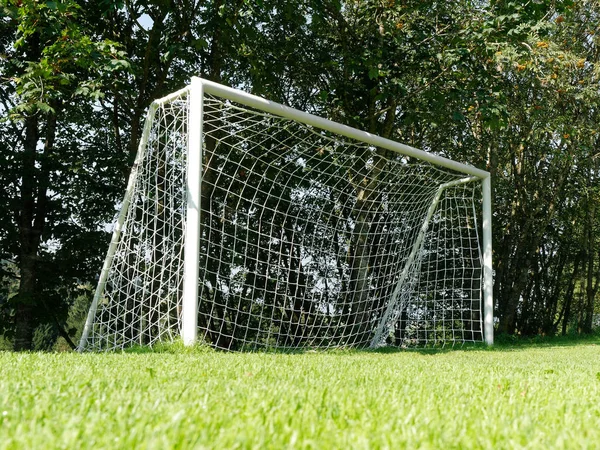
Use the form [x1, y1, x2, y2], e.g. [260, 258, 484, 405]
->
[79, 76, 493, 350]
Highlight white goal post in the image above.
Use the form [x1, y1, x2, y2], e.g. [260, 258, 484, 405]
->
[79, 77, 493, 351]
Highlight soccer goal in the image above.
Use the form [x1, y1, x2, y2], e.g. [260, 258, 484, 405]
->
[79, 77, 493, 351]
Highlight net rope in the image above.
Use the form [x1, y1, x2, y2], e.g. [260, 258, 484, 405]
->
[83, 89, 484, 351]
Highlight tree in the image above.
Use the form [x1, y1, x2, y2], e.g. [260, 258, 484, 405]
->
[2, 0, 599, 350]
[0, 0, 129, 350]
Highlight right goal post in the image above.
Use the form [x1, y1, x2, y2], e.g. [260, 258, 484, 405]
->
[79, 77, 493, 351]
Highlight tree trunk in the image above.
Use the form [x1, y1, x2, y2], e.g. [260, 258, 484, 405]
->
[14, 257, 37, 351]
[561, 253, 581, 335]
[582, 192, 599, 334]
[14, 108, 56, 350]
[346, 150, 389, 345]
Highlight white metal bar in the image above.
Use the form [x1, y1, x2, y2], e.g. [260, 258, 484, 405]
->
[181, 77, 203, 346]
[482, 175, 494, 345]
[154, 85, 191, 106]
[195, 77, 489, 179]
[78, 103, 159, 351]
[370, 176, 480, 347]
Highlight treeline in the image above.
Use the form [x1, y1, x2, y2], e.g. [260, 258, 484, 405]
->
[1, 0, 599, 350]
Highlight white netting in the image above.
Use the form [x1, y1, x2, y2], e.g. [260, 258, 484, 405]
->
[83, 93, 189, 350]
[82, 87, 484, 351]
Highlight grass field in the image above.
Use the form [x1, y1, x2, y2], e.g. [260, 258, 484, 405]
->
[1, 341, 599, 449]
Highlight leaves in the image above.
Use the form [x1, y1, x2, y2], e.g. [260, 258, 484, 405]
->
[6, 0, 130, 118]
[1, 0, 600, 348]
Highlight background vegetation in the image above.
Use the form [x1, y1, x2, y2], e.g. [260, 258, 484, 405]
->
[1, 0, 600, 350]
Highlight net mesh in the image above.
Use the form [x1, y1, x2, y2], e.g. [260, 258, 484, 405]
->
[83, 88, 484, 351]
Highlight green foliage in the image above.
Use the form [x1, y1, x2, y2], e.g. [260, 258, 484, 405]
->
[7, 0, 129, 116]
[0, 336, 10, 351]
[0, 345, 599, 447]
[0, 0, 132, 349]
[31, 323, 57, 351]
[1, 0, 600, 347]
[0, 262, 18, 339]
[493, 331, 600, 348]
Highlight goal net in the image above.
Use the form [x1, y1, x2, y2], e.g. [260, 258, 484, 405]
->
[79, 78, 493, 351]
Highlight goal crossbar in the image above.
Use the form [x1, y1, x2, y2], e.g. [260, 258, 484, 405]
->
[200, 79, 489, 179]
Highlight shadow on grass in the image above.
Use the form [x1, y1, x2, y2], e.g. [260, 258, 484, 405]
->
[485, 332, 600, 350]
[116, 331, 599, 357]
[374, 332, 600, 355]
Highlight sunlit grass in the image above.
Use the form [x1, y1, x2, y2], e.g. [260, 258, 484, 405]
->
[1, 341, 599, 449]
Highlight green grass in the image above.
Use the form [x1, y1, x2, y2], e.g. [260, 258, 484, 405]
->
[1, 342, 599, 449]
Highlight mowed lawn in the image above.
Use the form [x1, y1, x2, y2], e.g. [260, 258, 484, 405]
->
[1, 343, 599, 449]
